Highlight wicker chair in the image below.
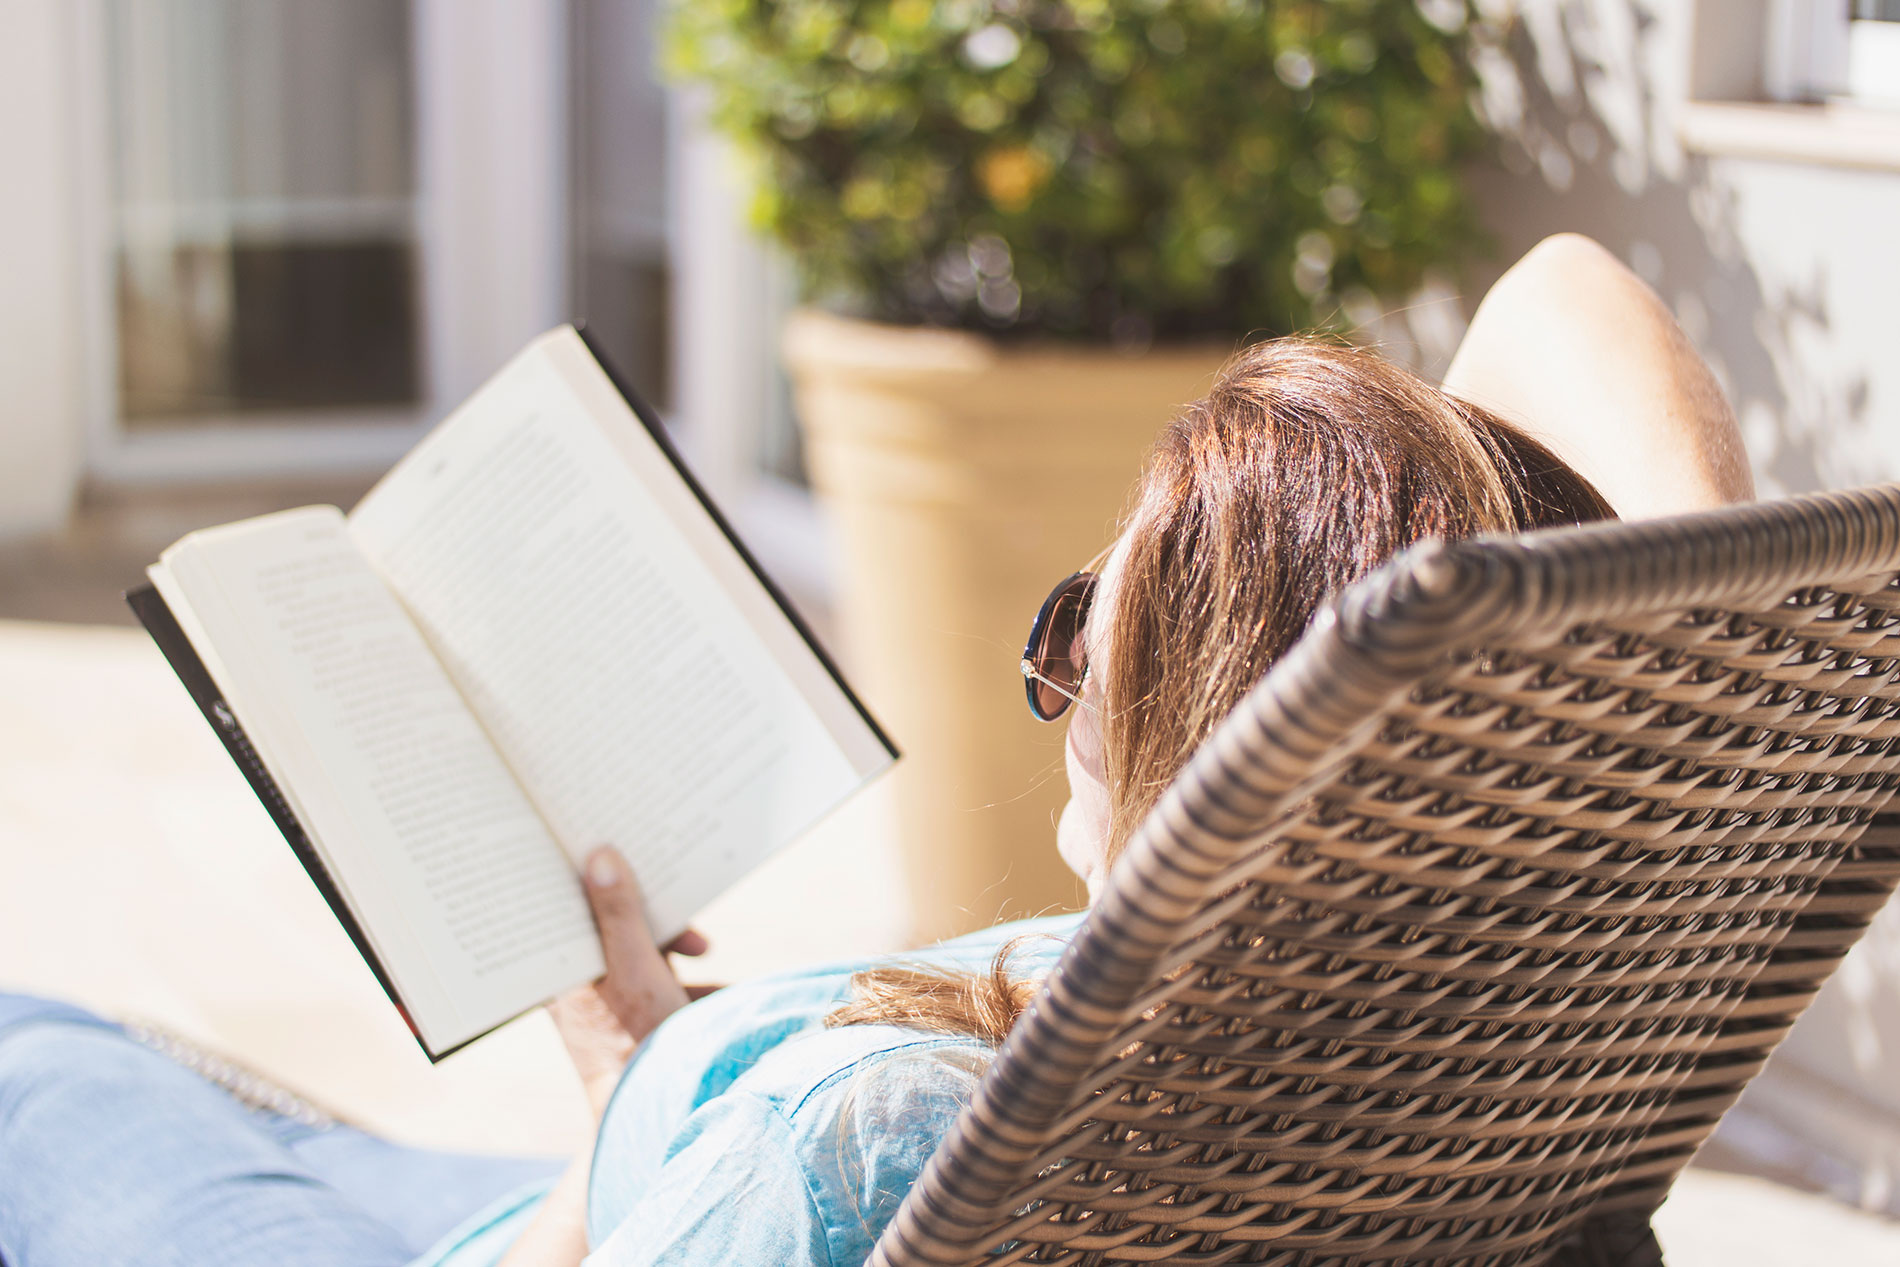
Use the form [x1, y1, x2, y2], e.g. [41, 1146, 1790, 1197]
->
[873, 484, 1900, 1267]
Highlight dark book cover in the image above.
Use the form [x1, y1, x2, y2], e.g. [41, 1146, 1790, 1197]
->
[125, 584, 486, 1061]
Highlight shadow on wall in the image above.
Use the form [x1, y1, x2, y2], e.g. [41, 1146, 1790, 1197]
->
[1463, 0, 1873, 499]
[1460, 0, 1900, 1217]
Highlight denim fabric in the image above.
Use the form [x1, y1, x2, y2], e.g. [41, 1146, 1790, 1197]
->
[0, 996, 559, 1267]
[0, 911, 1081, 1267]
[582, 911, 1083, 1266]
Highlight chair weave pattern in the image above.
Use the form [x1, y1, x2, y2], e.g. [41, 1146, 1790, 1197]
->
[873, 485, 1900, 1267]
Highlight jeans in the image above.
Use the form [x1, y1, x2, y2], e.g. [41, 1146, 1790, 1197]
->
[0, 994, 561, 1267]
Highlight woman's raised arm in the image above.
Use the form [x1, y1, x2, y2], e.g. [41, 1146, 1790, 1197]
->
[1442, 233, 1754, 519]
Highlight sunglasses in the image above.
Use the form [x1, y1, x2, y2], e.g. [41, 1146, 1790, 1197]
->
[1020, 545, 1112, 722]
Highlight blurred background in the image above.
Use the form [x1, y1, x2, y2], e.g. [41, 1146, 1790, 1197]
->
[2, 0, 1899, 1256]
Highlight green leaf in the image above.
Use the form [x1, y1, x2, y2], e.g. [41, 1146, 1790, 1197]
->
[664, 0, 1492, 339]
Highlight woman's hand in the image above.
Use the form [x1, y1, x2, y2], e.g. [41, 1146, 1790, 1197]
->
[547, 846, 708, 1116]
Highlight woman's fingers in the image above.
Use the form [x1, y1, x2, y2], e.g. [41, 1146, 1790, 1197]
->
[583, 847, 657, 946]
[581, 846, 691, 1042]
[665, 929, 710, 957]
[577, 847, 714, 957]
[583, 851, 709, 956]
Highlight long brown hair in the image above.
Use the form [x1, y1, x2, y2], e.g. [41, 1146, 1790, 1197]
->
[828, 337, 1614, 1041]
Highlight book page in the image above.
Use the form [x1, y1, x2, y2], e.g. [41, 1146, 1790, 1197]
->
[154, 507, 603, 1052]
[349, 331, 893, 941]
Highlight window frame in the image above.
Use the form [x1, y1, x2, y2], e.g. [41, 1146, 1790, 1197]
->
[1764, 0, 1900, 107]
[666, 89, 832, 604]
[1683, 0, 1900, 171]
[71, 0, 571, 486]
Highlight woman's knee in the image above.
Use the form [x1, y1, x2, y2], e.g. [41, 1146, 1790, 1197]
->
[0, 1020, 141, 1123]
[0, 992, 112, 1037]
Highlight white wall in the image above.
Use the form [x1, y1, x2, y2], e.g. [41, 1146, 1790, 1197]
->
[1469, 0, 1900, 1213]
[0, 1, 85, 538]
[1466, 0, 1900, 496]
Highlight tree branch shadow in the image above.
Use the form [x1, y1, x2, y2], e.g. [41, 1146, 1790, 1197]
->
[1458, 0, 1873, 498]
[1442, 0, 1898, 1220]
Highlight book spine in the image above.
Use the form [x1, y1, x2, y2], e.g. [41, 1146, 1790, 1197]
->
[125, 584, 434, 1058]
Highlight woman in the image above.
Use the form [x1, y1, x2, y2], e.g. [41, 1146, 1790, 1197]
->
[0, 236, 1752, 1266]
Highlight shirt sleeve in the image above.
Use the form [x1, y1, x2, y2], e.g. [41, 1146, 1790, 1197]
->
[583, 1090, 833, 1267]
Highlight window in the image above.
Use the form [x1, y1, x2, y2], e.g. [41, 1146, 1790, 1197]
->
[1850, 1, 1900, 105]
[106, 0, 422, 424]
[1765, 0, 1900, 108]
[1682, 0, 1900, 170]
[72, 0, 810, 589]
[76, 0, 574, 483]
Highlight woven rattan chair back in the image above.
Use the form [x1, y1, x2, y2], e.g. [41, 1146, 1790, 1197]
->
[872, 485, 1900, 1267]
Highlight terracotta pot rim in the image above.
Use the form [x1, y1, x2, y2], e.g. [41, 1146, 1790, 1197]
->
[783, 307, 1241, 377]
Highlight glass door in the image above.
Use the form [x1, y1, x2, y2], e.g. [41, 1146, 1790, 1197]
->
[77, 0, 570, 483]
[108, 1, 420, 424]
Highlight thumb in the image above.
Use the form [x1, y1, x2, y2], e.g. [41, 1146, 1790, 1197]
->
[583, 846, 662, 959]
[581, 846, 686, 1020]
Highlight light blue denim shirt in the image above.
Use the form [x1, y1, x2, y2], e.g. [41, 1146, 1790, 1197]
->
[418, 912, 1083, 1267]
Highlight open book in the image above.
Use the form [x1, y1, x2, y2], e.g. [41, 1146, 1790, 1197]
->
[129, 327, 896, 1059]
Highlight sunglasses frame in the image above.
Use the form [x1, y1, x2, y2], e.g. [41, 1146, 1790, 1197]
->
[1021, 544, 1114, 722]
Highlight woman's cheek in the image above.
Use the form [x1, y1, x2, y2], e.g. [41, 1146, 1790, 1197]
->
[1058, 717, 1113, 894]
[1056, 796, 1103, 895]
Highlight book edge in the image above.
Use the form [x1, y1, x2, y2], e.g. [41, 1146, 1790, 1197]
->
[570, 323, 901, 766]
[126, 583, 491, 1064]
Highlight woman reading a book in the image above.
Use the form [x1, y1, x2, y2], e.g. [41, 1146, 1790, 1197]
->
[0, 233, 1750, 1267]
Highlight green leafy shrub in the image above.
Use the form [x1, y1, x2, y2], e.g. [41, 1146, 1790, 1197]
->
[667, 0, 1493, 341]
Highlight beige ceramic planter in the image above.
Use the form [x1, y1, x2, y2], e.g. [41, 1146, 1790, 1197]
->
[783, 310, 1230, 944]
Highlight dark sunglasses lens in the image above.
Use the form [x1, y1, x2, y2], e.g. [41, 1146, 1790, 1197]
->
[1025, 574, 1094, 720]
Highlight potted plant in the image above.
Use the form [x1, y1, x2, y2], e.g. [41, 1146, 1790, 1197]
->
[668, 0, 1492, 943]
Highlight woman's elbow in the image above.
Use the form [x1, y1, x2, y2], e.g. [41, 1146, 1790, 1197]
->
[1516, 232, 1623, 281]
[1481, 234, 1636, 325]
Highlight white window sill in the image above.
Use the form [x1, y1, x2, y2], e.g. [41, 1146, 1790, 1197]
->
[1678, 100, 1900, 173]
